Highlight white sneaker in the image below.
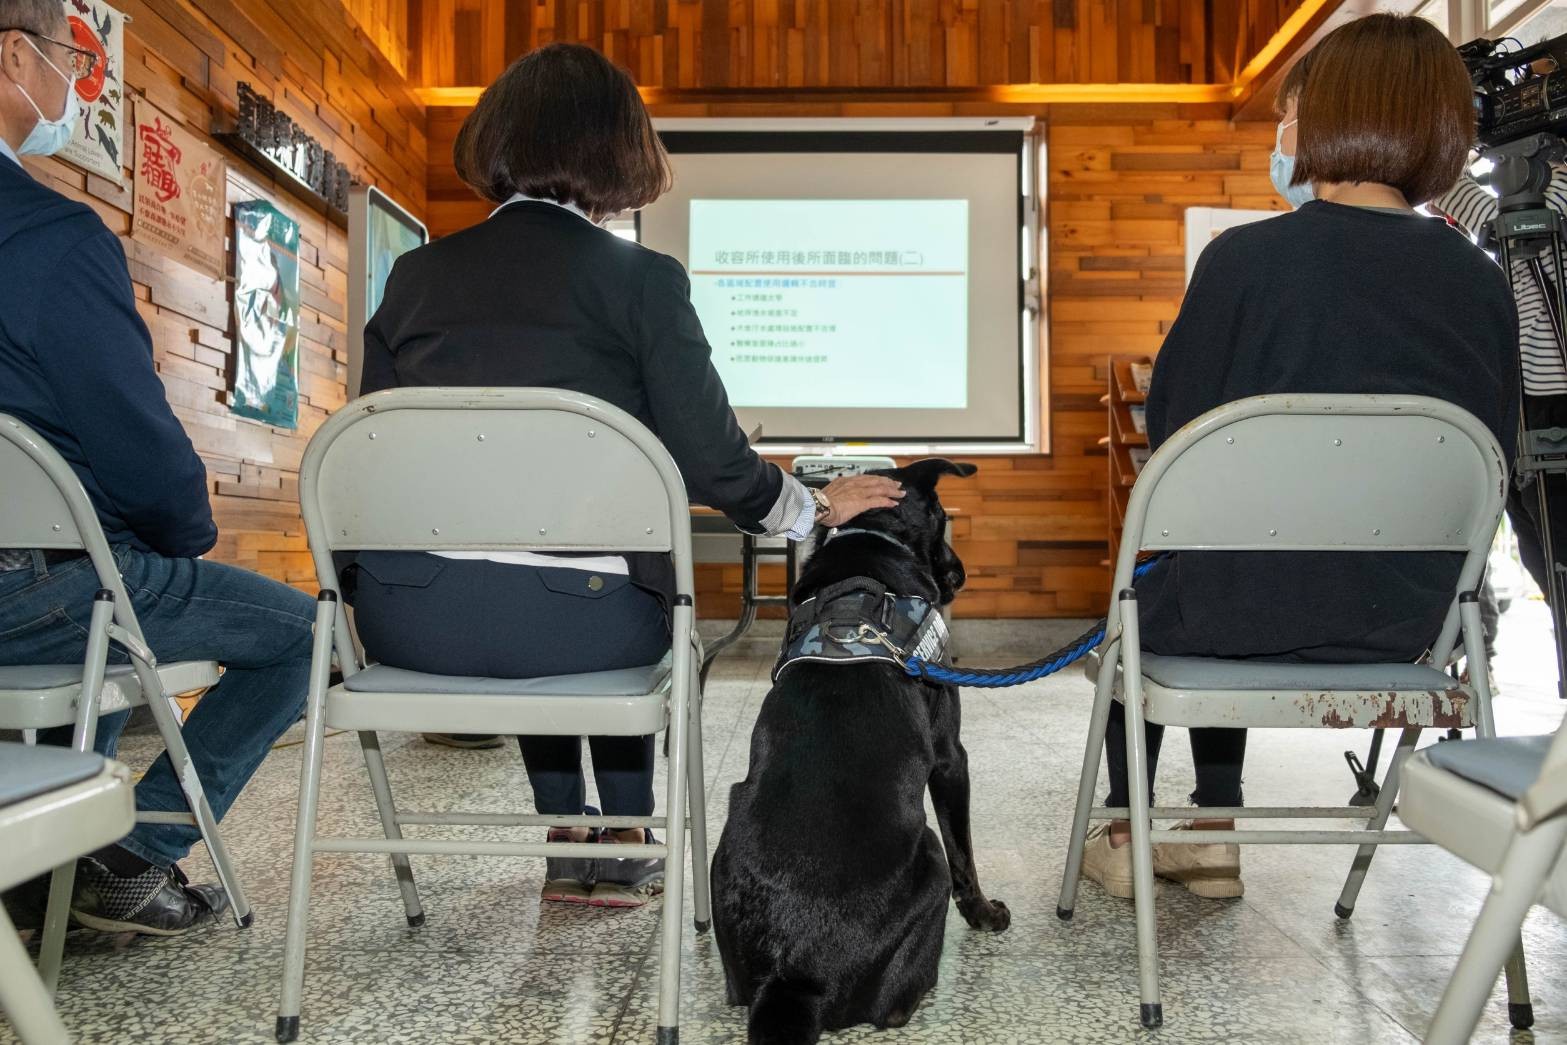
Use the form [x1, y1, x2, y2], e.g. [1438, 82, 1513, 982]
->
[1153, 821, 1243, 899]
[1079, 823, 1134, 899]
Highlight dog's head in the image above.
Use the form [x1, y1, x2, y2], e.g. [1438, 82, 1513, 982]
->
[856, 458, 977, 606]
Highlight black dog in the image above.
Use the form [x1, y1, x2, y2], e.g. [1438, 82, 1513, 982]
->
[711, 458, 1010, 1045]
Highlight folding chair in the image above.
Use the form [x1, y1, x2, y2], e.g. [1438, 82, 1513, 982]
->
[0, 744, 133, 1045]
[0, 415, 252, 994]
[1401, 713, 1567, 1042]
[1056, 394, 1510, 1028]
[276, 388, 709, 1045]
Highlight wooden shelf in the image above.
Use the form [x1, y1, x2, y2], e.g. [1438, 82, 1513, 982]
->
[1106, 354, 1152, 567]
[1112, 359, 1149, 405]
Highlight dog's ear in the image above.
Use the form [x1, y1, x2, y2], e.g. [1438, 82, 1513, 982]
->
[900, 458, 978, 490]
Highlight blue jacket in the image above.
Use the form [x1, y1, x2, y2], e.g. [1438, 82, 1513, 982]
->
[0, 152, 215, 558]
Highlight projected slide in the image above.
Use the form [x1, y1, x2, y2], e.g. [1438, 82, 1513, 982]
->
[688, 199, 969, 409]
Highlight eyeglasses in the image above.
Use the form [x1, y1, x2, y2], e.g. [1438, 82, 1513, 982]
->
[0, 28, 99, 80]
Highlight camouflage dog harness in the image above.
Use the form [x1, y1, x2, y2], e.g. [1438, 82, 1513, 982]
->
[772, 575, 950, 683]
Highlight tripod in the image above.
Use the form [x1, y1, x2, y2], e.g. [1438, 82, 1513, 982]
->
[1486, 132, 1567, 704]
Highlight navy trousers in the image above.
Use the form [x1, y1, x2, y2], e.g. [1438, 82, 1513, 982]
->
[347, 552, 670, 818]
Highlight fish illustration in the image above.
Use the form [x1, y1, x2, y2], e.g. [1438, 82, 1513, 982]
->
[93, 10, 112, 48]
[95, 125, 118, 167]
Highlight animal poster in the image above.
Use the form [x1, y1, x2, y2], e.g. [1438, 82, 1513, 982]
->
[56, 0, 124, 182]
[231, 200, 301, 429]
[131, 100, 226, 281]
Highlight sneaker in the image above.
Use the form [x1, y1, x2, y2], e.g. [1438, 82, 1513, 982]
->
[70, 859, 229, 936]
[590, 830, 664, 909]
[541, 806, 600, 905]
[1079, 823, 1134, 899]
[421, 734, 505, 750]
[1153, 820, 1243, 899]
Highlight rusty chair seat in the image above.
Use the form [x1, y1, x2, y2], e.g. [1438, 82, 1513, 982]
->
[1087, 651, 1471, 730]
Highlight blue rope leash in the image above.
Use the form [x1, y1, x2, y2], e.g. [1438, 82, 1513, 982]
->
[904, 557, 1164, 688]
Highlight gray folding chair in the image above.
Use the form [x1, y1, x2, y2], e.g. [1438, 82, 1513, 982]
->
[0, 744, 133, 1045]
[1401, 713, 1567, 1042]
[1056, 394, 1510, 1029]
[0, 415, 251, 993]
[276, 388, 709, 1045]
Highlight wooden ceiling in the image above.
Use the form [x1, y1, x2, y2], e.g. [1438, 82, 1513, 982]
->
[406, 0, 1326, 106]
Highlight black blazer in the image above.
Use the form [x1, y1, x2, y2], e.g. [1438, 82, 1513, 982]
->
[361, 200, 788, 605]
[362, 200, 783, 528]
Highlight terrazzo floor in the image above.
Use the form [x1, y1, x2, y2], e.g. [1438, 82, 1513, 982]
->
[6, 603, 1567, 1044]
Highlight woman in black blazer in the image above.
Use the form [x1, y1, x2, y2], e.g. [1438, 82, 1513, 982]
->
[356, 43, 903, 908]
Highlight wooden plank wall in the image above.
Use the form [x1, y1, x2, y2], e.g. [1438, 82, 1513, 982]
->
[344, 0, 413, 76]
[20, 0, 426, 590]
[411, 0, 1309, 90]
[425, 102, 1285, 618]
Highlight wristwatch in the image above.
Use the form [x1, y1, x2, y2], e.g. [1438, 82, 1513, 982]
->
[810, 487, 832, 522]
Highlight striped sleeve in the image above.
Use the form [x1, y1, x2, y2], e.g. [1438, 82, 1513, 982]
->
[1433, 169, 1567, 396]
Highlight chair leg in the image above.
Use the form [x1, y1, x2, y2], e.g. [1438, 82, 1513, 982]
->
[685, 666, 712, 934]
[1503, 938, 1533, 1030]
[1334, 726, 1420, 919]
[357, 731, 424, 927]
[1057, 638, 1119, 921]
[1459, 596, 1499, 741]
[277, 593, 337, 1044]
[657, 646, 694, 1043]
[128, 651, 252, 929]
[1118, 596, 1162, 1029]
[0, 905, 69, 1045]
[1425, 823, 1567, 1045]
[37, 593, 117, 993]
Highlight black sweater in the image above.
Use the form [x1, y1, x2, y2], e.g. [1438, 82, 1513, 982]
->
[1137, 200, 1518, 661]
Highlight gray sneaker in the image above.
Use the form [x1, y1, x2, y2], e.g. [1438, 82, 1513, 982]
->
[541, 805, 600, 906]
[590, 829, 664, 908]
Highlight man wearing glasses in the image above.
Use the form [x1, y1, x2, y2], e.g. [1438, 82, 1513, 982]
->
[0, 0, 315, 937]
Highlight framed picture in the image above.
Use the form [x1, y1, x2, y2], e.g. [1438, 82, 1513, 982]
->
[56, 0, 124, 182]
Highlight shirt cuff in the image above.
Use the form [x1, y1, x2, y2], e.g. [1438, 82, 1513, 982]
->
[759, 472, 816, 539]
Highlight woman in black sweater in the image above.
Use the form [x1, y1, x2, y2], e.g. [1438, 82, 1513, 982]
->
[1080, 14, 1519, 900]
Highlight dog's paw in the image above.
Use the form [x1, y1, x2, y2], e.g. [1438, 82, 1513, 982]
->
[959, 896, 1011, 933]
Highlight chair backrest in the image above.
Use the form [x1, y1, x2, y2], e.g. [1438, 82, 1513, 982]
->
[1112, 395, 1508, 663]
[0, 416, 138, 633]
[300, 387, 697, 634]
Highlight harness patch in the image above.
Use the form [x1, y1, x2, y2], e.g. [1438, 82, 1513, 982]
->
[773, 577, 950, 683]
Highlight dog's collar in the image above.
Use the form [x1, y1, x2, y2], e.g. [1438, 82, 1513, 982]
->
[773, 576, 949, 684]
[824, 527, 915, 555]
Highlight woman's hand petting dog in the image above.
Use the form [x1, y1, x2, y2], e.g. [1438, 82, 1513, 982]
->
[818, 474, 905, 528]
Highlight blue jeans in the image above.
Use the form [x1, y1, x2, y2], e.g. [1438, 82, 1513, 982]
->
[0, 546, 314, 867]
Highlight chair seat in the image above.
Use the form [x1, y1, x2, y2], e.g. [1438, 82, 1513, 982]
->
[1401, 747, 1566, 920]
[1086, 651, 1471, 729]
[0, 747, 133, 890]
[328, 655, 674, 736]
[0, 742, 104, 808]
[0, 660, 222, 730]
[1423, 735, 1552, 800]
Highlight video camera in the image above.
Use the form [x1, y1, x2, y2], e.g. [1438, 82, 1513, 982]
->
[1460, 33, 1567, 149]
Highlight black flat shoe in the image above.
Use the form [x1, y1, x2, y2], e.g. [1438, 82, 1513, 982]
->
[70, 859, 229, 937]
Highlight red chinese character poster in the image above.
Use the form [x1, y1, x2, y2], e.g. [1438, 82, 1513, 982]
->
[131, 100, 226, 281]
[56, 0, 123, 182]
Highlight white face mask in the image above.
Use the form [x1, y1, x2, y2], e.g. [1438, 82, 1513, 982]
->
[1269, 119, 1314, 210]
[12, 35, 78, 157]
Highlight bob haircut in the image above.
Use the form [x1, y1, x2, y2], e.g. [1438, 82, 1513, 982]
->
[1291, 14, 1474, 206]
[454, 43, 672, 220]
